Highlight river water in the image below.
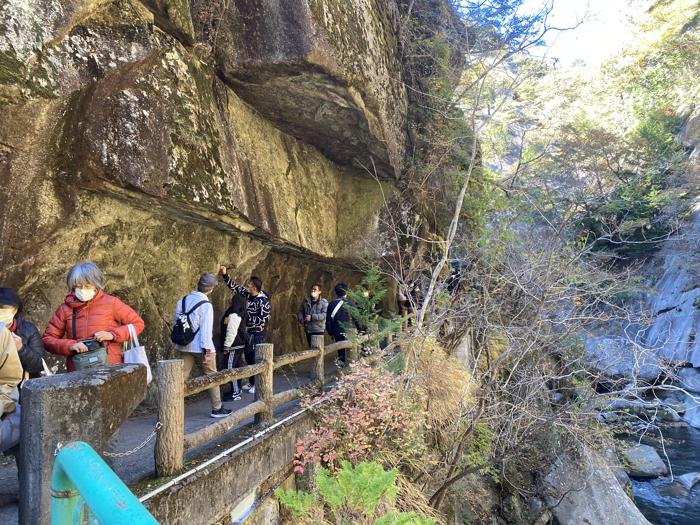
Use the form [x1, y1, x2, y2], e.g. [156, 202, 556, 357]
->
[632, 425, 700, 524]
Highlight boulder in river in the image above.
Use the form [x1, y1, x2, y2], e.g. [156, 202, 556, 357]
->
[545, 447, 652, 525]
[684, 394, 700, 429]
[623, 445, 669, 479]
[584, 336, 662, 381]
[673, 472, 700, 491]
[678, 367, 700, 394]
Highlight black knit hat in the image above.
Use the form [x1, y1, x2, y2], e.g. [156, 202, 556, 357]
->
[0, 288, 20, 308]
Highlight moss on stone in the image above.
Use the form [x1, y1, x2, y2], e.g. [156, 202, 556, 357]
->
[142, 0, 196, 45]
[163, 0, 196, 43]
[0, 50, 23, 85]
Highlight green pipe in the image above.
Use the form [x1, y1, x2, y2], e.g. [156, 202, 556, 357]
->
[50, 441, 159, 524]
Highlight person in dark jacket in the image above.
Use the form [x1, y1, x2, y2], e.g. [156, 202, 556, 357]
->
[326, 283, 361, 364]
[220, 294, 247, 401]
[219, 266, 271, 394]
[297, 284, 328, 348]
[0, 288, 45, 378]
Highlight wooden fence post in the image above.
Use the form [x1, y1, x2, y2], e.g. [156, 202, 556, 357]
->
[348, 341, 359, 364]
[155, 359, 184, 477]
[311, 335, 325, 391]
[255, 344, 274, 424]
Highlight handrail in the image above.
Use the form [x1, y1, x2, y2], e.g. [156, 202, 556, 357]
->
[51, 441, 158, 525]
[183, 400, 267, 450]
[324, 339, 355, 354]
[185, 362, 265, 396]
[155, 335, 358, 477]
[274, 348, 321, 369]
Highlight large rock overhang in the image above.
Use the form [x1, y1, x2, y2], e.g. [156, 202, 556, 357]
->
[208, 0, 409, 181]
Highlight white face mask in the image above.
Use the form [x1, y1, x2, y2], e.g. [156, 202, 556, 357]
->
[74, 288, 97, 302]
[0, 308, 16, 325]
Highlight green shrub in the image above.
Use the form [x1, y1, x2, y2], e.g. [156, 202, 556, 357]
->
[276, 461, 435, 525]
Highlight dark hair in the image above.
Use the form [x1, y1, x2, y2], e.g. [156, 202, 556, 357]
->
[248, 276, 263, 293]
[0, 288, 21, 313]
[334, 283, 348, 297]
[312, 283, 322, 291]
[230, 293, 247, 315]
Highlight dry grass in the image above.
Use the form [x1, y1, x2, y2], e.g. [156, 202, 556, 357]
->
[414, 337, 474, 427]
[396, 473, 447, 524]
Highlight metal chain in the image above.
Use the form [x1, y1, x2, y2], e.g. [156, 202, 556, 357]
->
[103, 422, 162, 458]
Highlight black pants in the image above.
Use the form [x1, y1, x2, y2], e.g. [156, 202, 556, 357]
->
[226, 331, 265, 390]
[333, 334, 347, 364]
[226, 346, 244, 394]
[245, 331, 264, 386]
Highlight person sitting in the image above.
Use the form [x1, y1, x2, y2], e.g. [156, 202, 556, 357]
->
[0, 324, 23, 454]
[0, 288, 46, 379]
[42, 261, 144, 371]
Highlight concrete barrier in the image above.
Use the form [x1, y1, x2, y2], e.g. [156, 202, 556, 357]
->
[144, 411, 313, 525]
[19, 364, 147, 525]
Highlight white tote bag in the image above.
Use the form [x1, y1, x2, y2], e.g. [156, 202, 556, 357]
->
[124, 324, 152, 384]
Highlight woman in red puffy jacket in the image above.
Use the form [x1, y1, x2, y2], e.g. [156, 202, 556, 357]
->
[43, 261, 144, 371]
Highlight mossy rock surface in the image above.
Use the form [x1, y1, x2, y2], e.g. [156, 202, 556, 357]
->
[203, 0, 408, 180]
[0, 0, 412, 361]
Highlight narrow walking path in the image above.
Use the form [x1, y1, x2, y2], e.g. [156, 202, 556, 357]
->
[0, 357, 340, 524]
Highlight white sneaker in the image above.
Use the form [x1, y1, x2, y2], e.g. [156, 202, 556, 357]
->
[249, 386, 256, 395]
[242, 383, 252, 391]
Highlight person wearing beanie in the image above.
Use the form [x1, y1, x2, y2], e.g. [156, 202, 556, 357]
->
[172, 272, 231, 418]
[0, 288, 46, 379]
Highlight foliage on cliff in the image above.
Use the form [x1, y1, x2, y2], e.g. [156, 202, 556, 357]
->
[299, 1, 700, 523]
[484, 0, 700, 260]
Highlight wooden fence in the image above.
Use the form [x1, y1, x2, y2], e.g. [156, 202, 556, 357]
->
[154, 335, 357, 477]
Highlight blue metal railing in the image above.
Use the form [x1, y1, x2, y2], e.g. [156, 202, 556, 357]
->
[51, 441, 159, 524]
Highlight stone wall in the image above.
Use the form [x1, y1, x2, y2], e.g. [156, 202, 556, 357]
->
[0, 0, 413, 361]
[20, 364, 147, 524]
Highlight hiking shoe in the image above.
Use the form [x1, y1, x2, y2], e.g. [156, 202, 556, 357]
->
[249, 386, 256, 395]
[211, 407, 232, 418]
[222, 392, 242, 402]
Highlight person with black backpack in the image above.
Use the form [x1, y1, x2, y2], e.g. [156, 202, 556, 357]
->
[171, 273, 231, 418]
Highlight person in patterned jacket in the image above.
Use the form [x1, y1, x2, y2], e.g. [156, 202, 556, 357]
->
[219, 266, 271, 394]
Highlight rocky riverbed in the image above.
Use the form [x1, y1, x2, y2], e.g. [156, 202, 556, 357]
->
[631, 425, 700, 525]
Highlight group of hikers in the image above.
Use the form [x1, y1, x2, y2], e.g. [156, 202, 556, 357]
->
[174, 266, 360, 417]
[0, 260, 362, 450]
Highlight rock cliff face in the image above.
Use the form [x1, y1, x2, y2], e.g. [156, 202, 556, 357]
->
[0, 0, 433, 359]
